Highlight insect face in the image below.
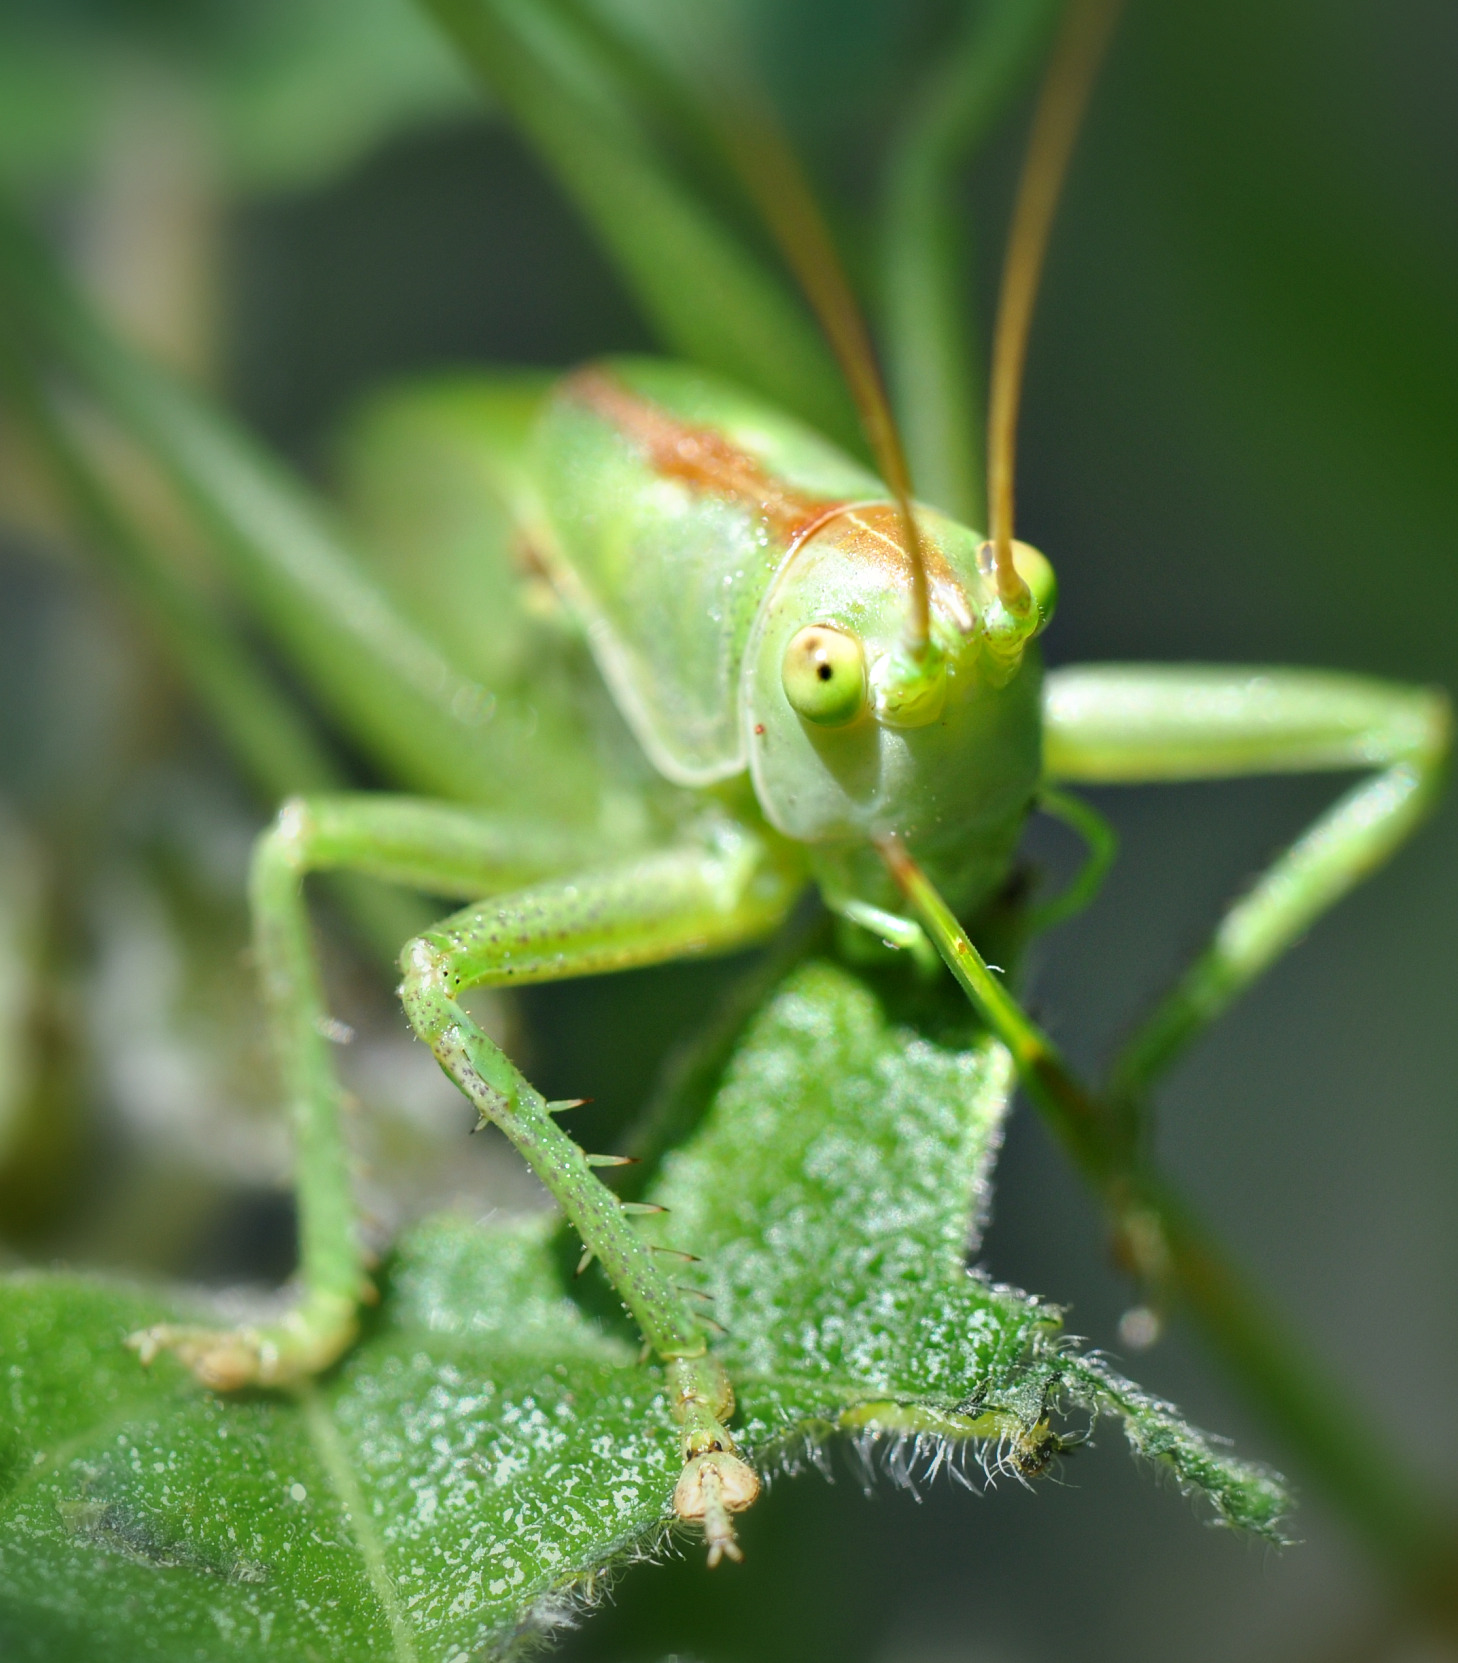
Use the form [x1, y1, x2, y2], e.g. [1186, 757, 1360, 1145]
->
[745, 505, 1052, 914]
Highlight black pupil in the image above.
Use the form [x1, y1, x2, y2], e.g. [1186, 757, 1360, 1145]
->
[817, 661, 833, 681]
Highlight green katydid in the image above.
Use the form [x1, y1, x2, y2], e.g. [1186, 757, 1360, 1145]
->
[0, 0, 1449, 1573]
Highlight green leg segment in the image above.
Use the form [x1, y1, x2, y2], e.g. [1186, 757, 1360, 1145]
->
[396, 809, 797, 1561]
[1041, 666, 1451, 1100]
[130, 794, 800, 1561]
[1027, 785, 1118, 932]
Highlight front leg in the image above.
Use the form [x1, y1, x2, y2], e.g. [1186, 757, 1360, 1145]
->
[397, 823, 799, 1560]
[131, 792, 799, 1561]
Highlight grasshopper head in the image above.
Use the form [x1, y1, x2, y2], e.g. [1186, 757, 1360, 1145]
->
[744, 503, 1053, 910]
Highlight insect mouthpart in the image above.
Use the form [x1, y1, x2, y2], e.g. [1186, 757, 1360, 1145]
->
[870, 639, 948, 728]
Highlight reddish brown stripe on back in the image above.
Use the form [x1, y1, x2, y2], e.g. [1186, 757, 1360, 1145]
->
[565, 367, 845, 544]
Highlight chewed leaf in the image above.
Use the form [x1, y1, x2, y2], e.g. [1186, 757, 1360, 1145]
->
[644, 959, 1291, 1538]
[649, 961, 1043, 1393]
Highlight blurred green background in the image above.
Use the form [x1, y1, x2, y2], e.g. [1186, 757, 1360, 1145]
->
[0, 1, 1454, 1660]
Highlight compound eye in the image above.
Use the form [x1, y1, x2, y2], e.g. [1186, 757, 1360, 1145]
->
[782, 624, 867, 727]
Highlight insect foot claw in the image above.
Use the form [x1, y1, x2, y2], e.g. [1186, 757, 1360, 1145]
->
[125, 1298, 357, 1392]
[673, 1451, 760, 1567]
[125, 1324, 267, 1392]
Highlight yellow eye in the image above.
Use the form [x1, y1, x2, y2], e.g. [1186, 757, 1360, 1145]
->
[782, 624, 867, 727]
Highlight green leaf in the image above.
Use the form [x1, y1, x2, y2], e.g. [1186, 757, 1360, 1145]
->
[0, 213, 494, 808]
[0, 209, 646, 834]
[0, 959, 1287, 1661]
[0, 0, 477, 197]
[644, 960, 1290, 1536]
[0, 1220, 674, 1662]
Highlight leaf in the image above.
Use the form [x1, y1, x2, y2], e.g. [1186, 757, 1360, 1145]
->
[0, 210, 649, 833]
[643, 960, 1290, 1536]
[0, 1220, 674, 1662]
[0, 959, 1287, 1661]
[0, 0, 476, 197]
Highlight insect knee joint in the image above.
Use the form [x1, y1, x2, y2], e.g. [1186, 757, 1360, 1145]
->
[398, 935, 452, 1006]
[269, 796, 317, 872]
[668, 1355, 735, 1422]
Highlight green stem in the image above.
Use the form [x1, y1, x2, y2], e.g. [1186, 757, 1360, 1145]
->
[881, 836, 1458, 1613]
[879, 0, 1060, 523]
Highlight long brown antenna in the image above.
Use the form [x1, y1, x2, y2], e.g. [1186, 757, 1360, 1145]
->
[986, 0, 1123, 601]
[709, 96, 933, 652]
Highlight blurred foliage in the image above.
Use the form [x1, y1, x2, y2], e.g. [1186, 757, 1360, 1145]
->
[0, 0, 476, 195]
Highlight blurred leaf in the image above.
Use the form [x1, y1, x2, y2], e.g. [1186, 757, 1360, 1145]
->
[0, 0, 477, 196]
[0, 207, 495, 803]
[208, 0, 479, 192]
[0, 211, 652, 835]
[417, 0, 859, 448]
[0, 958, 1285, 1661]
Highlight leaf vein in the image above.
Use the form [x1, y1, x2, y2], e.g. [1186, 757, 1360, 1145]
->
[299, 1383, 421, 1663]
